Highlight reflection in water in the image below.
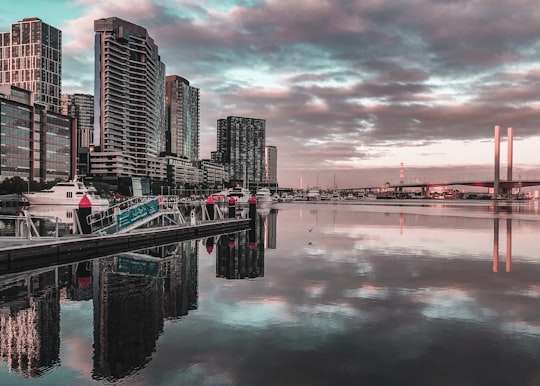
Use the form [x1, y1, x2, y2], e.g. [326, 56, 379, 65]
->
[0, 242, 200, 381]
[0, 269, 61, 377]
[92, 240, 201, 381]
[0, 210, 269, 381]
[493, 218, 513, 273]
[215, 208, 276, 279]
[3, 203, 540, 384]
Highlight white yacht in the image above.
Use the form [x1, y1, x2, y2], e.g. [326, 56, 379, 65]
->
[330, 191, 341, 200]
[306, 188, 321, 201]
[227, 186, 252, 204]
[23, 177, 109, 207]
[255, 187, 273, 204]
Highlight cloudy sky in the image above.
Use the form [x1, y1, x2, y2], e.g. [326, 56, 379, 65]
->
[2, 0, 540, 189]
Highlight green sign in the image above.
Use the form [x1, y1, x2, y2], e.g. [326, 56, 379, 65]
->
[116, 255, 159, 276]
[117, 199, 160, 230]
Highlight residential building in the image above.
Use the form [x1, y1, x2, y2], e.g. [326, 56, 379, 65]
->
[215, 116, 266, 188]
[62, 93, 94, 177]
[265, 145, 277, 186]
[0, 17, 62, 113]
[165, 75, 200, 161]
[93, 17, 166, 181]
[61, 93, 94, 149]
[0, 85, 73, 182]
[197, 160, 229, 188]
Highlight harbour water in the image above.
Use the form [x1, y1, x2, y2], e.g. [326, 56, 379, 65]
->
[1, 200, 540, 385]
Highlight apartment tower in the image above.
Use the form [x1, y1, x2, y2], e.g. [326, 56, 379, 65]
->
[265, 145, 277, 186]
[215, 116, 266, 188]
[0, 17, 62, 113]
[165, 75, 200, 161]
[61, 93, 94, 149]
[93, 17, 166, 178]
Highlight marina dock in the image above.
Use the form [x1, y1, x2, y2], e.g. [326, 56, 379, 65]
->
[0, 218, 250, 275]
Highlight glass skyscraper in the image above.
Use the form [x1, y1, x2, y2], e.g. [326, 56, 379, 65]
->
[165, 75, 200, 161]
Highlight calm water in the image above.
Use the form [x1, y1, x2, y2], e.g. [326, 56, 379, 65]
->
[1, 200, 540, 385]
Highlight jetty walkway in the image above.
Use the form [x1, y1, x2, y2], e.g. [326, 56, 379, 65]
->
[0, 196, 252, 275]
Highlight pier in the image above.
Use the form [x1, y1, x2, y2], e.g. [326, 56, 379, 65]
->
[0, 196, 253, 275]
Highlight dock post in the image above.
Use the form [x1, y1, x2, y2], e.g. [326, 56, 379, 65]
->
[228, 196, 236, 218]
[206, 196, 215, 221]
[249, 196, 257, 227]
[77, 194, 92, 234]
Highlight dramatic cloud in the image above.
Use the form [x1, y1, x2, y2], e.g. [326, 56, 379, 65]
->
[7, 0, 540, 187]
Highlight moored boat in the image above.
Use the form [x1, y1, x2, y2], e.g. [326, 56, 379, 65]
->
[227, 186, 251, 204]
[23, 177, 109, 207]
[255, 187, 273, 204]
[306, 188, 321, 201]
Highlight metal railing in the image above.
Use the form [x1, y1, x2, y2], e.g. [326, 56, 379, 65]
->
[0, 210, 62, 240]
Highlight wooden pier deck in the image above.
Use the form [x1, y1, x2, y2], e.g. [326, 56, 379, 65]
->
[0, 218, 250, 275]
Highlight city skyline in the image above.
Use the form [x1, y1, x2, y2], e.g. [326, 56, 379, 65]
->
[2, 1, 540, 189]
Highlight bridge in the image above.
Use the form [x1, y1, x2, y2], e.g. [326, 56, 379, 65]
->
[336, 179, 540, 198]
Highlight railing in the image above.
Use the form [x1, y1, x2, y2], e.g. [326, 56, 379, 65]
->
[0, 210, 62, 240]
[0, 196, 248, 241]
[85, 195, 229, 235]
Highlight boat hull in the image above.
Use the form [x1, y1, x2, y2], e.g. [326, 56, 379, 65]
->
[23, 194, 109, 207]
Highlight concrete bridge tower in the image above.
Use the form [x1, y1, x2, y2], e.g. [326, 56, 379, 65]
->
[494, 125, 500, 198]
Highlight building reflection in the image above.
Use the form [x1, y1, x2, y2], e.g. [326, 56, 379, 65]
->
[215, 208, 277, 279]
[0, 238, 200, 381]
[92, 240, 199, 380]
[0, 268, 62, 377]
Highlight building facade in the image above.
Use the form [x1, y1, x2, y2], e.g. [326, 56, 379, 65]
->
[61, 93, 94, 177]
[61, 93, 94, 149]
[215, 116, 266, 188]
[165, 75, 200, 161]
[0, 85, 73, 182]
[0, 18, 62, 114]
[93, 17, 166, 179]
[264, 145, 277, 186]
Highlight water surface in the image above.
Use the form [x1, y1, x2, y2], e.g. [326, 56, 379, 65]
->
[1, 200, 540, 385]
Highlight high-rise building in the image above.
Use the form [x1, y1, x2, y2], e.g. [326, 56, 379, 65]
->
[62, 93, 94, 178]
[215, 116, 266, 188]
[93, 17, 166, 179]
[265, 145, 277, 186]
[0, 17, 62, 114]
[61, 93, 94, 149]
[165, 75, 200, 161]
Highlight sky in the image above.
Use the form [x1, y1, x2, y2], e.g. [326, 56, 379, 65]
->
[2, 0, 540, 189]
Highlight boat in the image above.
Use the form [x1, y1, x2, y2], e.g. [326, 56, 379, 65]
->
[330, 191, 341, 201]
[306, 188, 321, 201]
[293, 193, 306, 201]
[255, 187, 273, 204]
[23, 176, 109, 207]
[279, 193, 293, 202]
[227, 186, 251, 204]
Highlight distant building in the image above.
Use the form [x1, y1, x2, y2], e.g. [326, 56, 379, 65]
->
[215, 116, 266, 188]
[62, 93, 94, 177]
[165, 75, 200, 161]
[0, 17, 62, 113]
[93, 17, 166, 181]
[265, 145, 277, 186]
[0, 85, 74, 182]
[61, 93, 94, 149]
[197, 160, 229, 188]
